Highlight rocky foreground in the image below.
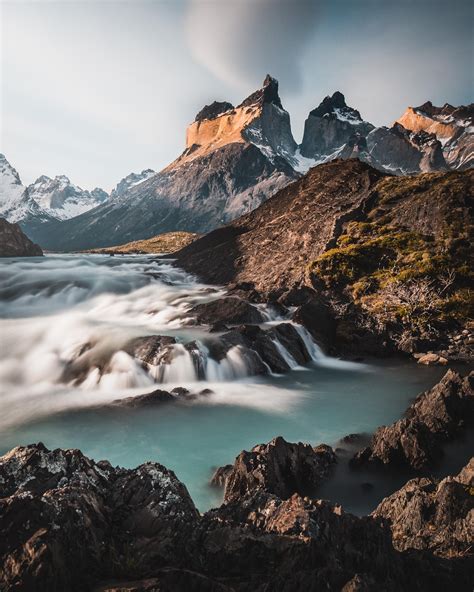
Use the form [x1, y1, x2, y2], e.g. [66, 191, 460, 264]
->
[1, 370, 473, 591]
[0, 218, 42, 257]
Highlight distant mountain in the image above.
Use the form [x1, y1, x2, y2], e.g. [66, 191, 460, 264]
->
[0, 153, 109, 227]
[298, 91, 374, 167]
[26, 75, 298, 251]
[27, 175, 108, 220]
[0, 155, 51, 224]
[4, 78, 473, 252]
[297, 93, 455, 175]
[110, 169, 156, 200]
[396, 101, 474, 170]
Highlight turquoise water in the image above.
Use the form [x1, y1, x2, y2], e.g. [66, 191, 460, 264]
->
[0, 255, 448, 512]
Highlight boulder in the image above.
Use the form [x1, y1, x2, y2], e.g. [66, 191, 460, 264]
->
[292, 297, 337, 349]
[189, 296, 265, 326]
[216, 436, 337, 502]
[210, 464, 233, 488]
[110, 389, 175, 407]
[417, 353, 448, 366]
[0, 444, 198, 592]
[352, 370, 474, 470]
[373, 458, 474, 557]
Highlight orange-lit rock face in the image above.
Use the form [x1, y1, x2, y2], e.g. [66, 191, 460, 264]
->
[171, 104, 263, 169]
[396, 107, 459, 141]
[186, 105, 260, 149]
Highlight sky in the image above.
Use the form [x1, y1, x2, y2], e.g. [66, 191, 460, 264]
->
[1, 0, 473, 192]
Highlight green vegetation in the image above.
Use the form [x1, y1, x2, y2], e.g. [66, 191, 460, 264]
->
[84, 231, 200, 255]
[309, 212, 472, 329]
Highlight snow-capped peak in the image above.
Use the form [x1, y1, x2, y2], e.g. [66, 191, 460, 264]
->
[110, 169, 156, 200]
[27, 175, 109, 220]
[0, 154, 40, 223]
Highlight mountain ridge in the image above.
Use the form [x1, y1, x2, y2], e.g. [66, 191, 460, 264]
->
[1, 76, 472, 251]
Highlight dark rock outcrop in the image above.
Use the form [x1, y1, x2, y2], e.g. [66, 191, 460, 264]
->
[210, 464, 234, 488]
[352, 370, 474, 470]
[189, 297, 265, 326]
[195, 101, 234, 122]
[1, 443, 472, 591]
[110, 388, 176, 407]
[0, 217, 43, 257]
[0, 443, 198, 591]
[373, 457, 474, 557]
[214, 436, 337, 502]
[300, 92, 374, 161]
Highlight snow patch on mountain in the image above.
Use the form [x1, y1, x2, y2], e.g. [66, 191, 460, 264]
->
[27, 175, 108, 220]
[110, 169, 156, 200]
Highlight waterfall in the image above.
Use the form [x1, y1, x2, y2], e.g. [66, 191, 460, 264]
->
[205, 346, 250, 381]
[272, 339, 300, 370]
[293, 324, 324, 360]
[153, 344, 199, 383]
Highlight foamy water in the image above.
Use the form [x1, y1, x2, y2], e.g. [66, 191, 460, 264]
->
[0, 254, 446, 511]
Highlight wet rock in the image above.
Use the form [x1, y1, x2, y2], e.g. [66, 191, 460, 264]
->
[111, 389, 175, 407]
[352, 370, 474, 471]
[417, 353, 448, 366]
[171, 387, 190, 396]
[373, 457, 474, 557]
[124, 335, 177, 366]
[189, 296, 265, 326]
[217, 436, 337, 502]
[269, 323, 312, 365]
[292, 297, 337, 350]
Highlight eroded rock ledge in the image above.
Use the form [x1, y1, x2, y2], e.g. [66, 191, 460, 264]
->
[352, 369, 474, 470]
[373, 458, 474, 557]
[1, 441, 473, 591]
[211, 436, 336, 502]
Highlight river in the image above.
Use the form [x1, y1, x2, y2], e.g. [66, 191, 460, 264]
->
[0, 254, 451, 511]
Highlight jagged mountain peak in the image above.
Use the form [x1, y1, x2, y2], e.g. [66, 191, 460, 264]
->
[238, 74, 283, 110]
[0, 154, 22, 185]
[0, 154, 46, 224]
[195, 101, 234, 122]
[309, 91, 362, 121]
[27, 174, 109, 220]
[110, 168, 156, 200]
[170, 74, 295, 172]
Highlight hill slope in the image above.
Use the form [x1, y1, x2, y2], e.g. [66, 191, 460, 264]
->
[175, 159, 473, 355]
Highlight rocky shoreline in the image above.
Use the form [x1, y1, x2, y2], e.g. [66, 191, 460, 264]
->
[1, 369, 473, 591]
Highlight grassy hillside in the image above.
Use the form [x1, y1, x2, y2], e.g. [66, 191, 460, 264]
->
[84, 231, 199, 255]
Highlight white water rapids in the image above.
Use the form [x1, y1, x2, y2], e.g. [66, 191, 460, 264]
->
[0, 254, 365, 430]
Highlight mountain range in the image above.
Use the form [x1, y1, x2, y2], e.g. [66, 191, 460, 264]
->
[1, 75, 472, 251]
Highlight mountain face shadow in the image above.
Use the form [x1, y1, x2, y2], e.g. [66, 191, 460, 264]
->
[174, 225, 248, 286]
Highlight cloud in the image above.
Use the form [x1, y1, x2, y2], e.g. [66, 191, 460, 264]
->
[185, 0, 319, 92]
